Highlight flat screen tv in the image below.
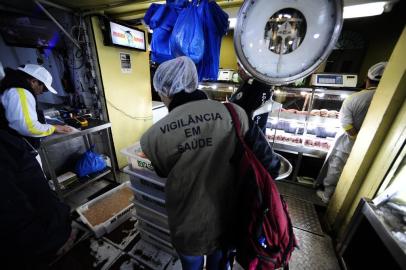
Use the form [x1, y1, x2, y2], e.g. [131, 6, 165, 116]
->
[103, 19, 146, 51]
[0, 12, 60, 49]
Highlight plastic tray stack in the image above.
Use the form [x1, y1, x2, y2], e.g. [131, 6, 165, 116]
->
[123, 166, 175, 254]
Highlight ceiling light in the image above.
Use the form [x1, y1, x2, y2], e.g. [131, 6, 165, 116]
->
[229, 18, 237, 29]
[343, 1, 388, 19]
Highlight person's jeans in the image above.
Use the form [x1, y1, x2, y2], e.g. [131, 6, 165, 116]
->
[178, 249, 230, 270]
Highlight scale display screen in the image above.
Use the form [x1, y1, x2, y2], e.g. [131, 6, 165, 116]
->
[317, 75, 343, 85]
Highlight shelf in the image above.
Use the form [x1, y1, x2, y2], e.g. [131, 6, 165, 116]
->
[61, 168, 111, 198]
[279, 86, 313, 92]
[41, 119, 111, 146]
[279, 86, 359, 95]
[270, 141, 328, 158]
[199, 81, 238, 91]
[270, 112, 341, 126]
[270, 112, 307, 122]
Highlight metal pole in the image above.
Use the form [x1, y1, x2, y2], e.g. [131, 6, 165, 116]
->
[291, 152, 303, 182]
[105, 128, 118, 183]
[34, 0, 81, 49]
[39, 147, 63, 199]
[36, 0, 73, 12]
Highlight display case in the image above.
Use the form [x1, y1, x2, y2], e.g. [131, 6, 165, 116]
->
[266, 87, 357, 182]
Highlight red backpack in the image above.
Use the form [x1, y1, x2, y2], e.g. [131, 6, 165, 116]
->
[225, 103, 297, 270]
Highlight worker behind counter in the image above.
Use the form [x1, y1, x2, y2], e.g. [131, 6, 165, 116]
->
[140, 56, 280, 270]
[316, 62, 387, 203]
[0, 64, 72, 149]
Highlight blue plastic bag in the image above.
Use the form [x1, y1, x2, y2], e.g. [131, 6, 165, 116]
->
[75, 148, 106, 178]
[144, 1, 186, 64]
[170, 0, 204, 63]
[197, 0, 229, 80]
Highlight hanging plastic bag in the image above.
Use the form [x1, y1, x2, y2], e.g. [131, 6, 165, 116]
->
[144, 3, 183, 63]
[170, 0, 204, 63]
[197, 0, 229, 80]
[75, 147, 106, 178]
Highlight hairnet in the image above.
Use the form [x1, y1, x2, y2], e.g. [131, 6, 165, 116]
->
[367, 62, 387, 81]
[153, 56, 198, 97]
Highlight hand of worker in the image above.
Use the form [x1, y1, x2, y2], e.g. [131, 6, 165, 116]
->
[54, 125, 73, 134]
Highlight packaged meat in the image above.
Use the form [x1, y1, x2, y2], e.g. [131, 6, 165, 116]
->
[327, 110, 339, 118]
[296, 110, 308, 115]
[320, 109, 329, 117]
[304, 139, 314, 146]
[286, 109, 298, 114]
[310, 109, 320, 116]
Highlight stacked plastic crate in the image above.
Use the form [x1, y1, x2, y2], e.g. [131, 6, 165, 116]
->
[121, 143, 175, 255]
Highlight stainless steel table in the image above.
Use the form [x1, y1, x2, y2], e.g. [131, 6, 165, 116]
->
[38, 119, 118, 200]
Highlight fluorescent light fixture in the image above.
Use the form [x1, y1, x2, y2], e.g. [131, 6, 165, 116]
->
[343, 1, 388, 19]
[229, 18, 237, 29]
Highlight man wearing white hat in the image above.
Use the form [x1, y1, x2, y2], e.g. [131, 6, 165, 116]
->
[316, 61, 387, 203]
[0, 64, 71, 148]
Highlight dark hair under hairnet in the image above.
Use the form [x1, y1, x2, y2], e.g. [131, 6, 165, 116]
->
[153, 56, 198, 97]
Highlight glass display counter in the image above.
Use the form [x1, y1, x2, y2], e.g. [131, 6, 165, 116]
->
[266, 86, 357, 183]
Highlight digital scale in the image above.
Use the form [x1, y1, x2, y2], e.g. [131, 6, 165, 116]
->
[311, 73, 358, 88]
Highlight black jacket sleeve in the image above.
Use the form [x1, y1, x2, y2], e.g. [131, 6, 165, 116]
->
[244, 121, 281, 179]
[0, 131, 71, 265]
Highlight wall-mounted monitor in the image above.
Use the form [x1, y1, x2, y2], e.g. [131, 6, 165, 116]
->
[103, 19, 146, 51]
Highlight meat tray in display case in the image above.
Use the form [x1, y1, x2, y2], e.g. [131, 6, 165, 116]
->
[266, 87, 357, 182]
